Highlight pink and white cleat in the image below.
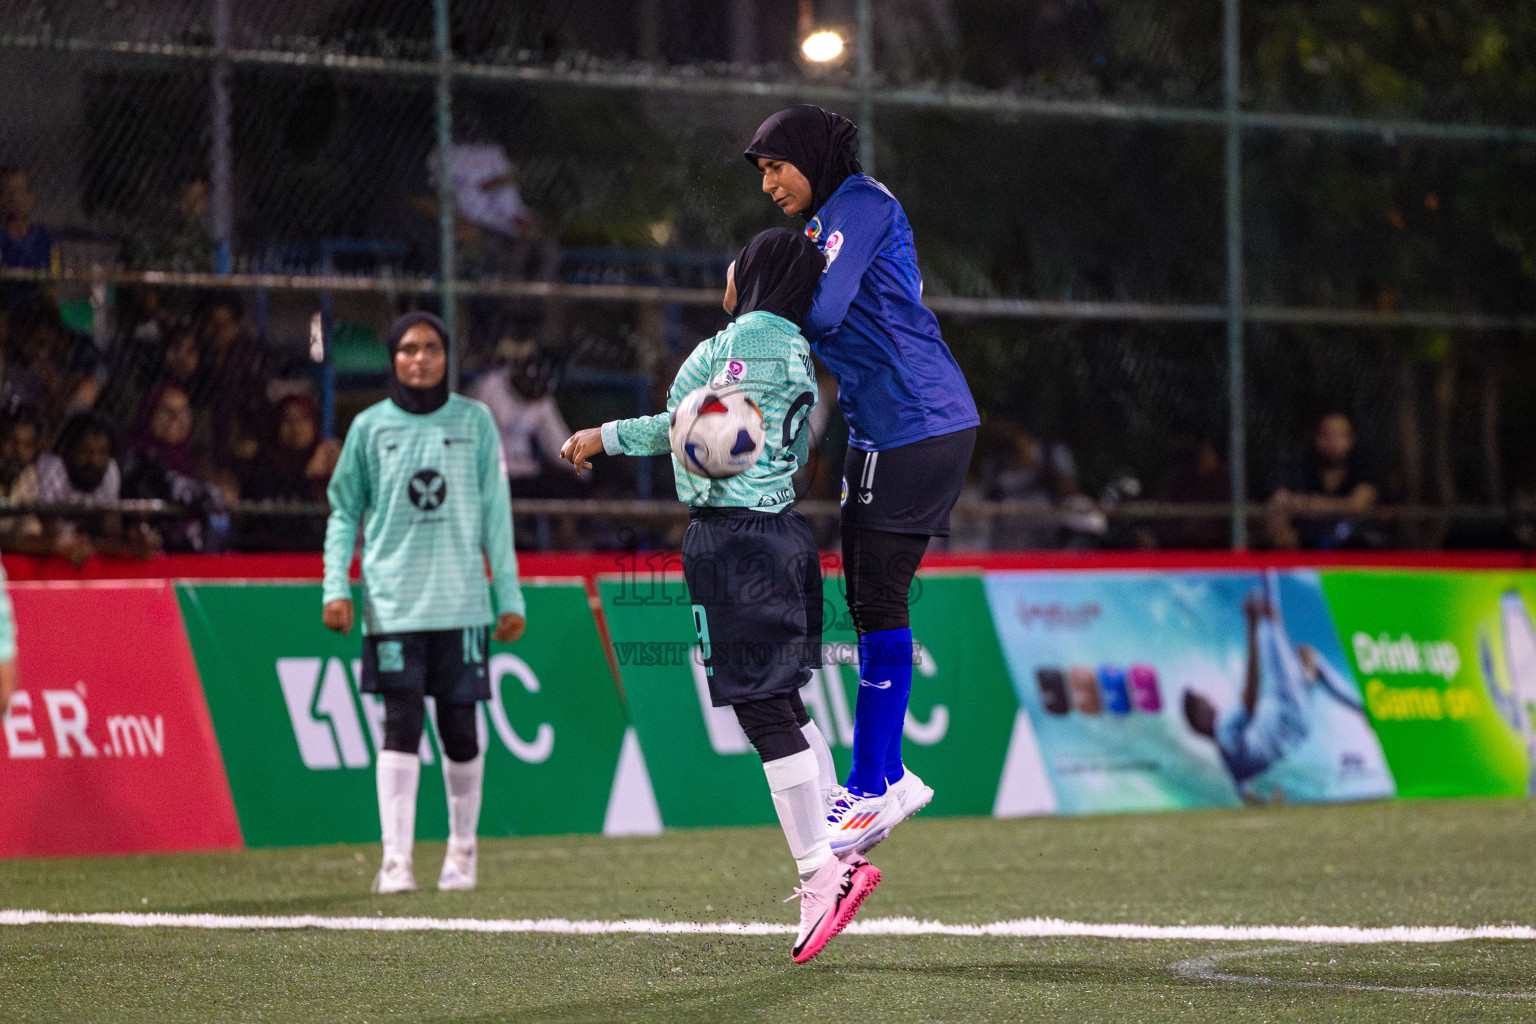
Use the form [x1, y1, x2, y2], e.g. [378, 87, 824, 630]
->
[786, 855, 882, 964]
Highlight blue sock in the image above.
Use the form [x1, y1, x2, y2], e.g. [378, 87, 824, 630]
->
[846, 627, 914, 798]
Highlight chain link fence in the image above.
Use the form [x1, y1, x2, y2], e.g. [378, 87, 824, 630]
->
[0, 0, 1533, 555]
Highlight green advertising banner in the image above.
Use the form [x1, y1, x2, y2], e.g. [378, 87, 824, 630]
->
[178, 582, 632, 847]
[599, 570, 1026, 829]
[1319, 571, 1536, 799]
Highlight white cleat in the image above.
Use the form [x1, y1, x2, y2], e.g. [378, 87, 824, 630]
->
[827, 770, 936, 856]
[437, 841, 477, 891]
[877, 768, 935, 842]
[372, 854, 417, 895]
[826, 788, 891, 856]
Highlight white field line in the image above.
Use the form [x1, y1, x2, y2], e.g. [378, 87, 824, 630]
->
[3, 910, 1536, 944]
[1171, 945, 1536, 1000]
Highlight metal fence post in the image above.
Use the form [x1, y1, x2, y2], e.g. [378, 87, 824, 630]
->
[210, 0, 233, 274]
[434, 0, 459, 391]
[1224, 0, 1247, 549]
[856, 0, 874, 176]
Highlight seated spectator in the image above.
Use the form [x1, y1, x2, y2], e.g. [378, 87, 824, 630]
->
[1266, 410, 1385, 549]
[7, 297, 99, 425]
[195, 292, 272, 442]
[0, 308, 46, 416]
[244, 394, 339, 502]
[98, 312, 193, 429]
[237, 394, 338, 551]
[0, 166, 57, 311]
[35, 412, 159, 563]
[120, 383, 228, 553]
[469, 340, 583, 499]
[0, 405, 48, 551]
[123, 175, 214, 273]
[470, 342, 586, 550]
[1157, 428, 1230, 549]
[979, 415, 1104, 549]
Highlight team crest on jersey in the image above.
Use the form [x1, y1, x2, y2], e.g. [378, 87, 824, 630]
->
[823, 230, 844, 268]
[711, 359, 745, 388]
[408, 468, 447, 510]
[805, 216, 823, 242]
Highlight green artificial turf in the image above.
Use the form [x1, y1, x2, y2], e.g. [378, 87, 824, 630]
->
[4, 798, 1536, 1022]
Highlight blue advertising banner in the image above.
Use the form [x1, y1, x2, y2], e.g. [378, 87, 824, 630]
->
[983, 569, 1395, 814]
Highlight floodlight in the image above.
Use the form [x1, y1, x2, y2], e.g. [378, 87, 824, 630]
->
[801, 30, 844, 63]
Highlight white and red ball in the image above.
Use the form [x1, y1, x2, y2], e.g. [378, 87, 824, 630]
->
[669, 386, 765, 479]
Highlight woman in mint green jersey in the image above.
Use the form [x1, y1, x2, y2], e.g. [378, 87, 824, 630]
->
[322, 311, 525, 895]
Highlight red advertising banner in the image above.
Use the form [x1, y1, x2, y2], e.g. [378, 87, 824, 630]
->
[0, 582, 243, 857]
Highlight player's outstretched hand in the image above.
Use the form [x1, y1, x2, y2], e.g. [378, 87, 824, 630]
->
[560, 428, 605, 471]
[493, 612, 526, 644]
[323, 598, 354, 636]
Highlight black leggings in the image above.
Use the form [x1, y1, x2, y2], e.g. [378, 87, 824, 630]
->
[382, 693, 479, 763]
[841, 522, 930, 635]
[733, 689, 812, 763]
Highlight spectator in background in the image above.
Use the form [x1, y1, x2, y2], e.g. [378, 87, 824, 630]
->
[194, 292, 273, 461]
[0, 166, 57, 311]
[977, 414, 1104, 549]
[237, 394, 338, 550]
[470, 340, 583, 550]
[0, 405, 49, 552]
[449, 144, 532, 242]
[35, 412, 159, 564]
[0, 308, 47, 416]
[120, 383, 228, 553]
[1158, 428, 1229, 549]
[1267, 410, 1384, 549]
[468, 339, 582, 498]
[124, 175, 215, 272]
[98, 315, 193, 430]
[442, 142, 546, 280]
[6, 297, 99, 425]
[244, 394, 340, 502]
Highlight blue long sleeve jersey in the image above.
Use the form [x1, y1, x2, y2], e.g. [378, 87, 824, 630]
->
[803, 174, 979, 452]
[323, 395, 525, 635]
[600, 310, 817, 512]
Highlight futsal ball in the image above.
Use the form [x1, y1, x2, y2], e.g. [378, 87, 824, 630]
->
[669, 386, 765, 479]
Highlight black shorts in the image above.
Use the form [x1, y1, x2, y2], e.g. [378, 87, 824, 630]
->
[360, 627, 491, 705]
[681, 507, 823, 707]
[841, 427, 977, 536]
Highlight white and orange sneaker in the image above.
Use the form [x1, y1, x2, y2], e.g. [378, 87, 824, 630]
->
[879, 768, 935, 838]
[787, 855, 881, 964]
[827, 770, 935, 856]
[826, 788, 889, 856]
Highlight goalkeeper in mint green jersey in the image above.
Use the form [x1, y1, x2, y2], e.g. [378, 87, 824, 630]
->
[322, 311, 525, 896]
[562, 228, 881, 965]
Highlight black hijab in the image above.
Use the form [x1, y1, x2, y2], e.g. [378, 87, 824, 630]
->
[731, 228, 826, 329]
[743, 105, 862, 220]
[385, 311, 450, 415]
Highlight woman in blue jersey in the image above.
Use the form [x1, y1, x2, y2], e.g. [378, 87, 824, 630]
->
[745, 105, 980, 854]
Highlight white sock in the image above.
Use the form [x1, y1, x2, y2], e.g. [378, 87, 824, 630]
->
[801, 720, 838, 799]
[442, 752, 484, 851]
[376, 749, 420, 862]
[763, 748, 833, 881]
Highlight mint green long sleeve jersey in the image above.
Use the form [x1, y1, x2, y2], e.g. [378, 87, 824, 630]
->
[600, 310, 818, 511]
[323, 394, 525, 635]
